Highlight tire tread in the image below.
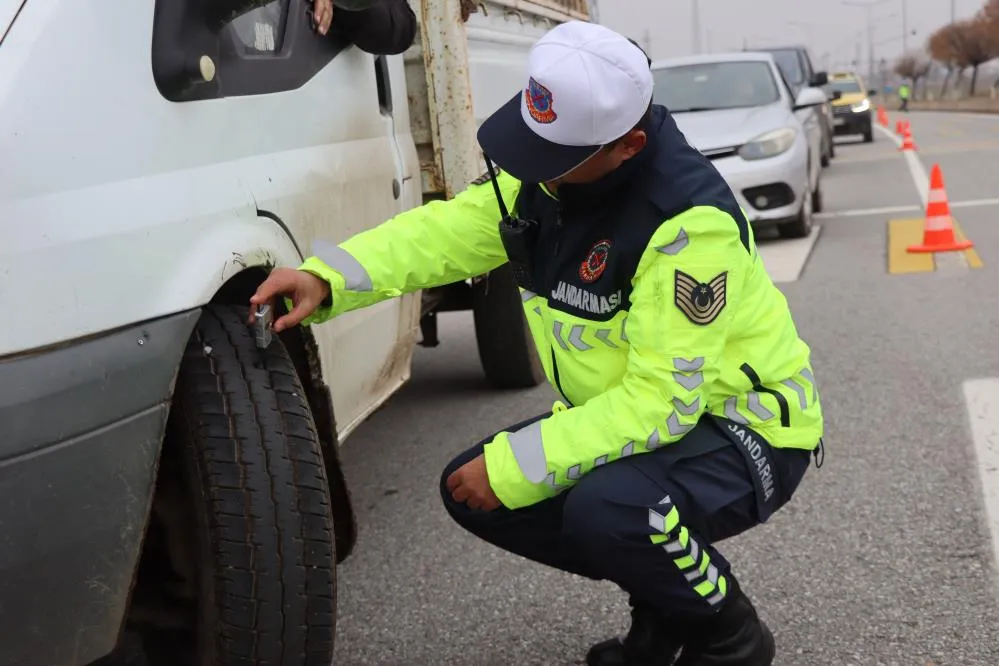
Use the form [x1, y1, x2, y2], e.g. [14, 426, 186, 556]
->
[173, 305, 336, 666]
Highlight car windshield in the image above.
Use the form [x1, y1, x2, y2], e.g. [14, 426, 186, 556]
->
[826, 79, 863, 95]
[765, 50, 804, 87]
[653, 61, 780, 113]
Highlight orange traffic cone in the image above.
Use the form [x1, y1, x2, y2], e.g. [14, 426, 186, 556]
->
[899, 126, 918, 151]
[878, 107, 889, 127]
[895, 119, 905, 134]
[907, 164, 973, 253]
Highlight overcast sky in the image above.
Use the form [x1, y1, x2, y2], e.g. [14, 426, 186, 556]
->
[596, 0, 986, 71]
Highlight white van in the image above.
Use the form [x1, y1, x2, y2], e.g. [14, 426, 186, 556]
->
[0, 1, 590, 664]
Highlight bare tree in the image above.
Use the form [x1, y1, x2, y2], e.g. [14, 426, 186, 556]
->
[894, 52, 932, 99]
[928, 23, 962, 97]
[983, 0, 999, 89]
[894, 54, 917, 79]
[984, 0, 999, 23]
[956, 17, 999, 96]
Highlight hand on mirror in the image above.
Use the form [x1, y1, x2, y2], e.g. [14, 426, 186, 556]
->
[249, 268, 330, 332]
[311, 0, 333, 35]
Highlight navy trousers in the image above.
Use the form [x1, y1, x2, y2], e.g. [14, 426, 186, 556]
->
[440, 413, 813, 619]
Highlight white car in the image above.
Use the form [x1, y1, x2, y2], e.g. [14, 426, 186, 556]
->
[651, 52, 829, 239]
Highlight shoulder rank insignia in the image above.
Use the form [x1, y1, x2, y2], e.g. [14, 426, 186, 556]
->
[674, 269, 727, 325]
[471, 166, 501, 186]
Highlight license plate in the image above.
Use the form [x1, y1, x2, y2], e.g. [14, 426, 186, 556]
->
[834, 118, 846, 126]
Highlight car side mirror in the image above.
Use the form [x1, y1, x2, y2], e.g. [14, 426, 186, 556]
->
[830, 90, 843, 101]
[795, 86, 828, 110]
[811, 71, 829, 87]
[868, 89, 877, 97]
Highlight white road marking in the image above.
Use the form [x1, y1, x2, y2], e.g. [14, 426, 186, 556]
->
[814, 197, 999, 220]
[756, 225, 821, 283]
[875, 124, 930, 206]
[963, 379, 999, 580]
[951, 197, 999, 210]
[816, 204, 920, 219]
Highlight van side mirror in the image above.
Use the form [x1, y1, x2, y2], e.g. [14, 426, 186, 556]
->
[830, 90, 843, 101]
[207, 0, 383, 30]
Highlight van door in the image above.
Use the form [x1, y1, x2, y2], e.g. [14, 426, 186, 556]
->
[150, 0, 422, 441]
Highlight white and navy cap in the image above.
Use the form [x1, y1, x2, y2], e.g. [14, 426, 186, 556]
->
[477, 20, 654, 184]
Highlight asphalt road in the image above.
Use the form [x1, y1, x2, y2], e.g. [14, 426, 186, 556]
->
[330, 110, 999, 666]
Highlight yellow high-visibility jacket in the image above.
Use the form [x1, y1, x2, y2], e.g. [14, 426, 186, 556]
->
[298, 106, 824, 510]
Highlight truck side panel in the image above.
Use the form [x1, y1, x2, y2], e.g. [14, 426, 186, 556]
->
[408, 0, 589, 202]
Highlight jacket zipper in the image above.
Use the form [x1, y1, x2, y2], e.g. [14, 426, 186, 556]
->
[548, 201, 573, 406]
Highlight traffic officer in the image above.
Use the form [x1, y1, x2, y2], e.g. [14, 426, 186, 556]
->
[250, 20, 825, 666]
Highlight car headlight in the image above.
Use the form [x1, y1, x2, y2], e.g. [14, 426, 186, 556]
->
[737, 128, 798, 161]
[851, 99, 871, 113]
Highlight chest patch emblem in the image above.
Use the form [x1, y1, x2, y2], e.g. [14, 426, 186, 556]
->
[579, 239, 612, 283]
[674, 270, 728, 325]
[526, 77, 557, 124]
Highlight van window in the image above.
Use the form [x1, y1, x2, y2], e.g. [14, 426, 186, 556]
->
[152, 0, 349, 103]
[229, 1, 289, 54]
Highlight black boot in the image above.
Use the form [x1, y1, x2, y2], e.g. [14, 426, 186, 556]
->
[586, 602, 682, 666]
[673, 582, 775, 666]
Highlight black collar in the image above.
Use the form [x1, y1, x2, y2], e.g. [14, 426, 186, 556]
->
[555, 110, 663, 208]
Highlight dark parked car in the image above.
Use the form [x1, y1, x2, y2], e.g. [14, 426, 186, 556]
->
[749, 45, 836, 167]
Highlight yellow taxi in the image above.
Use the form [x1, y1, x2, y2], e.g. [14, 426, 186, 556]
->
[826, 71, 875, 143]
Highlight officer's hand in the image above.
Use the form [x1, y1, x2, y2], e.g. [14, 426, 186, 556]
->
[311, 0, 333, 35]
[249, 268, 330, 333]
[446, 454, 502, 511]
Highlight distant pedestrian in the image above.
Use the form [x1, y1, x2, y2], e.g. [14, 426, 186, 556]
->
[899, 81, 911, 112]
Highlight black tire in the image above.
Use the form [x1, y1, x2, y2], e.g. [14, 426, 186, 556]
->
[151, 304, 337, 665]
[777, 179, 814, 240]
[820, 135, 831, 167]
[472, 263, 546, 389]
[812, 176, 824, 214]
[863, 125, 874, 143]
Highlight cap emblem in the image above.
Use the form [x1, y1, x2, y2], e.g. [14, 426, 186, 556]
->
[525, 77, 557, 124]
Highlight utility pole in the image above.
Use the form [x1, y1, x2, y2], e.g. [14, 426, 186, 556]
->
[951, 0, 956, 22]
[842, 0, 891, 90]
[642, 28, 652, 56]
[692, 0, 702, 54]
[901, 0, 908, 53]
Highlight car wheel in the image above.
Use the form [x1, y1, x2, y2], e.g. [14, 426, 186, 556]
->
[863, 125, 874, 143]
[777, 179, 813, 239]
[821, 133, 831, 167]
[812, 175, 824, 214]
[472, 263, 546, 389]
